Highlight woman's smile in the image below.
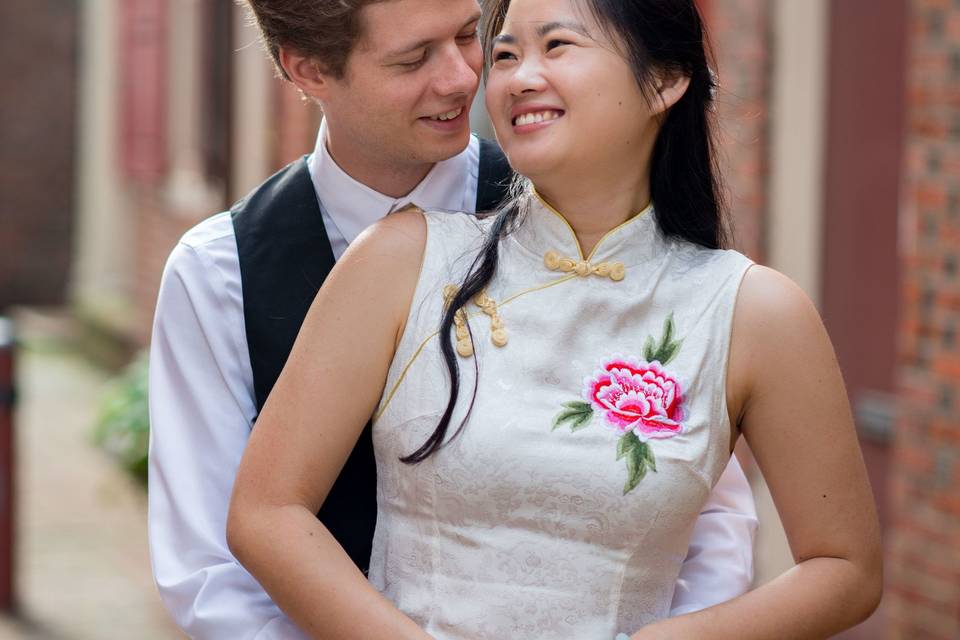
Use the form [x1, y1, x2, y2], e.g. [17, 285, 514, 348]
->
[510, 104, 566, 133]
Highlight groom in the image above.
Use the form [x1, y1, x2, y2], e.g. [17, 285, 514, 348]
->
[147, 0, 758, 637]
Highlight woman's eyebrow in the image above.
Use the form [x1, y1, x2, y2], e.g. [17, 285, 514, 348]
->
[536, 20, 588, 38]
[493, 21, 587, 47]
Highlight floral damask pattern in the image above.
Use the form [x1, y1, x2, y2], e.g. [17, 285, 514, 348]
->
[553, 314, 686, 494]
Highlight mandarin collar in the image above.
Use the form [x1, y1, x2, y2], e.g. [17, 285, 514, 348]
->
[511, 190, 664, 270]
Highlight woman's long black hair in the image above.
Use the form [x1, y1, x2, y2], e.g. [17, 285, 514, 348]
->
[401, 0, 728, 464]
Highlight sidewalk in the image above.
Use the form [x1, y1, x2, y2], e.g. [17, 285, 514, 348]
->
[0, 311, 180, 640]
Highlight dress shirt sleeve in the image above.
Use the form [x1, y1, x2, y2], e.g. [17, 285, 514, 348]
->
[148, 239, 310, 640]
[669, 454, 758, 616]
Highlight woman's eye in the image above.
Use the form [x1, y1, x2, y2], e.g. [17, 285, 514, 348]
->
[493, 50, 516, 62]
[546, 39, 571, 51]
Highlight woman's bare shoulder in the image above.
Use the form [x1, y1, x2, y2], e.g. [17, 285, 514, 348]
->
[344, 208, 428, 269]
[316, 209, 428, 337]
[727, 265, 837, 423]
[735, 265, 820, 329]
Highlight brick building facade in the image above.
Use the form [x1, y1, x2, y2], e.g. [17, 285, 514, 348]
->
[887, 1, 960, 637]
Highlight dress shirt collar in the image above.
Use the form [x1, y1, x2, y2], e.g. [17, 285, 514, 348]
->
[307, 118, 476, 245]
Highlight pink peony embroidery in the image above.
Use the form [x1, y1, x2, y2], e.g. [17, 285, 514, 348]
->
[583, 358, 685, 441]
[551, 313, 686, 495]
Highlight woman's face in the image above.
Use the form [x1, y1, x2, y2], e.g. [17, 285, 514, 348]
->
[484, 0, 654, 183]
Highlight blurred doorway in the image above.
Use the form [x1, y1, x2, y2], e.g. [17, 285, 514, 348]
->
[821, 0, 909, 637]
[0, 1, 79, 310]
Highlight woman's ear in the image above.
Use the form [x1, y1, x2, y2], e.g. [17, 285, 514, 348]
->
[278, 47, 335, 101]
[652, 71, 691, 115]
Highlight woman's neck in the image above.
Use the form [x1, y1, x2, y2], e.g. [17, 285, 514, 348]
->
[533, 172, 652, 258]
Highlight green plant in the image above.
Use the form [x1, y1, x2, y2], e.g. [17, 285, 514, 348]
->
[93, 353, 150, 484]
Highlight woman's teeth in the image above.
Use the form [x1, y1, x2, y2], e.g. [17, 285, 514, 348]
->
[430, 108, 463, 121]
[514, 110, 563, 126]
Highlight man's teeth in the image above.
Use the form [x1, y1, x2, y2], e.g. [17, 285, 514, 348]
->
[430, 108, 463, 121]
[514, 110, 563, 126]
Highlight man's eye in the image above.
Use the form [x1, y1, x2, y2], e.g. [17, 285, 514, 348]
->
[457, 30, 479, 44]
[399, 55, 426, 69]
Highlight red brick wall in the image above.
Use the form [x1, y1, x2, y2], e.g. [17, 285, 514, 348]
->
[705, 0, 770, 261]
[0, 0, 78, 309]
[119, 0, 168, 183]
[888, 1, 960, 638]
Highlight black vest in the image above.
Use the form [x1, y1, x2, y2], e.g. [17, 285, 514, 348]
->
[231, 140, 512, 572]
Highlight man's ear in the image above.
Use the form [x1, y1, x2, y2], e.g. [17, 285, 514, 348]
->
[652, 70, 691, 116]
[278, 47, 336, 101]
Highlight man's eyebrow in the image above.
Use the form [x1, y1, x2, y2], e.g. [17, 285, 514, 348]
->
[384, 13, 482, 58]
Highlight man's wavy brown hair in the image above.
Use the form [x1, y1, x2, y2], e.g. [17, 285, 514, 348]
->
[239, 0, 388, 80]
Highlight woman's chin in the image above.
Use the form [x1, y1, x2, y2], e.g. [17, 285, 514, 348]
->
[502, 151, 562, 184]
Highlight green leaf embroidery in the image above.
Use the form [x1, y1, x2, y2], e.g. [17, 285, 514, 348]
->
[643, 335, 656, 362]
[616, 431, 635, 460]
[642, 441, 657, 472]
[617, 432, 657, 495]
[646, 313, 684, 365]
[552, 401, 594, 432]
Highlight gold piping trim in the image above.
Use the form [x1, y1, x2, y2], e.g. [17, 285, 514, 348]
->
[374, 326, 438, 421]
[374, 273, 579, 420]
[531, 188, 653, 262]
[498, 273, 578, 306]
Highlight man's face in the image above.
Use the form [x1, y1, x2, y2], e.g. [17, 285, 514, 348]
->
[320, 0, 483, 173]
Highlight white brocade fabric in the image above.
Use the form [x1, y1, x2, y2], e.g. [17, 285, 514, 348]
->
[370, 197, 754, 639]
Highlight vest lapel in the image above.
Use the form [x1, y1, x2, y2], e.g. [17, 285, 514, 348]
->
[232, 157, 336, 410]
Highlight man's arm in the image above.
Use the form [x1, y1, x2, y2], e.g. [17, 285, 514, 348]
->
[148, 233, 309, 640]
[670, 454, 758, 616]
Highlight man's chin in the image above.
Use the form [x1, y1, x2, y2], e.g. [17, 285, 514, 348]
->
[413, 129, 473, 164]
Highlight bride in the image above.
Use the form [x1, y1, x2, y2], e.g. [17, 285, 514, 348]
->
[227, 0, 882, 638]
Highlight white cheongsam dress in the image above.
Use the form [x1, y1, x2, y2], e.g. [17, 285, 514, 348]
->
[369, 193, 754, 639]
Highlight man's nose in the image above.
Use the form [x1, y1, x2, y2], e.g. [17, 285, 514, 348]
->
[434, 44, 480, 97]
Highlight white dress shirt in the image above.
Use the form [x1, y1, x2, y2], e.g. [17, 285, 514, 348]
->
[148, 122, 758, 639]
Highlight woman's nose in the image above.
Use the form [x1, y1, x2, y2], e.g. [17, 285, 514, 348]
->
[508, 57, 548, 95]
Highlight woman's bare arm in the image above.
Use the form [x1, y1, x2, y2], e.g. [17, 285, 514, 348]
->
[634, 265, 883, 639]
[226, 210, 433, 640]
